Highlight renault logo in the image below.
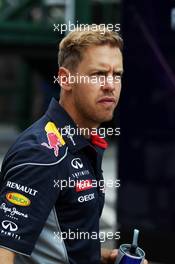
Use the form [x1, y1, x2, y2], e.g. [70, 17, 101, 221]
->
[2, 220, 18, 232]
[71, 158, 83, 169]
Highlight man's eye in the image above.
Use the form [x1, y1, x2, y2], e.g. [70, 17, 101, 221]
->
[93, 72, 106, 76]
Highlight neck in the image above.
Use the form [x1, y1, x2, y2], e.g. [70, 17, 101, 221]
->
[59, 99, 99, 139]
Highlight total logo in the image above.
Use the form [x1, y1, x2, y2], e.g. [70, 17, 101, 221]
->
[6, 192, 31, 207]
[78, 193, 95, 203]
[76, 180, 93, 192]
[71, 158, 83, 169]
[1, 220, 21, 240]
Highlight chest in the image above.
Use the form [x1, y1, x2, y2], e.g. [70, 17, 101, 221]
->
[55, 151, 105, 222]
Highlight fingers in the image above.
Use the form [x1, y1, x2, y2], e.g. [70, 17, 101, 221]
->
[110, 249, 118, 258]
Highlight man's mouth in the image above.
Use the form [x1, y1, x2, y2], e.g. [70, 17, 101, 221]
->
[97, 97, 116, 106]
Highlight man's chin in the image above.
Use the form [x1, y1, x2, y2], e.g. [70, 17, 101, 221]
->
[98, 115, 113, 123]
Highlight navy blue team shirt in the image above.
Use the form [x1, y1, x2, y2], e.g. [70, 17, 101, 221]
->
[0, 98, 108, 264]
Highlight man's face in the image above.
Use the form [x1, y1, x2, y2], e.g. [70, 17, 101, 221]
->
[70, 44, 123, 126]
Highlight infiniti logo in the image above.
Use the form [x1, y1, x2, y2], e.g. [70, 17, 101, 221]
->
[2, 220, 18, 232]
[71, 158, 83, 169]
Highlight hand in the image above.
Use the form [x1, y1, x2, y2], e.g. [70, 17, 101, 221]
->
[101, 248, 118, 264]
[0, 248, 15, 264]
[101, 248, 148, 264]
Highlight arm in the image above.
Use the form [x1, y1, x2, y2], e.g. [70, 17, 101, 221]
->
[0, 248, 15, 264]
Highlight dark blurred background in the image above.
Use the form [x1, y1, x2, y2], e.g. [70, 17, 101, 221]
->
[0, 0, 175, 263]
[119, 1, 175, 264]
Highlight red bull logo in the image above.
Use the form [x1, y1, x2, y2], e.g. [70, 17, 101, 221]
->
[41, 122, 65, 157]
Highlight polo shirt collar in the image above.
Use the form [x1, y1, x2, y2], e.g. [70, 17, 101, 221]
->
[46, 98, 108, 154]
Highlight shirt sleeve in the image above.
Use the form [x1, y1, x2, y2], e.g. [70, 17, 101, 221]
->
[0, 144, 68, 256]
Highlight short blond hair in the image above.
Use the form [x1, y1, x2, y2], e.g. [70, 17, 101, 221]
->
[58, 25, 123, 71]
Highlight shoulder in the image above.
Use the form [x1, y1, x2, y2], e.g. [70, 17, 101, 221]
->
[1, 117, 68, 177]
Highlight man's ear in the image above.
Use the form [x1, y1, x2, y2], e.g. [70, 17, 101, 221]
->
[58, 67, 72, 91]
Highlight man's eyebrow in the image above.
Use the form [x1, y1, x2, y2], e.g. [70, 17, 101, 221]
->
[88, 68, 123, 73]
[87, 68, 108, 74]
[87, 63, 112, 70]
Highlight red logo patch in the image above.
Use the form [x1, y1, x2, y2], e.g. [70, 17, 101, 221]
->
[76, 180, 93, 192]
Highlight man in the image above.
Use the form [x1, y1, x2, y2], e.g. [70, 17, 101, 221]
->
[0, 27, 148, 264]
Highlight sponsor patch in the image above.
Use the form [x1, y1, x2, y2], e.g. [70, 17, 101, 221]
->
[0, 203, 28, 220]
[76, 180, 93, 192]
[6, 181, 38, 196]
[72, 170, 89, 179]
[2, 220, 18, 232]
[1, 220, 20, 240]
[41, 122, 65, 157]
[6, 192, 31, 207]
[78, 193, 95, 203]
[71, 158, 83, 169]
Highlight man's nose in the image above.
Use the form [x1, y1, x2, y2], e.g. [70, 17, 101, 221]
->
[100, 75, 115, 91]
